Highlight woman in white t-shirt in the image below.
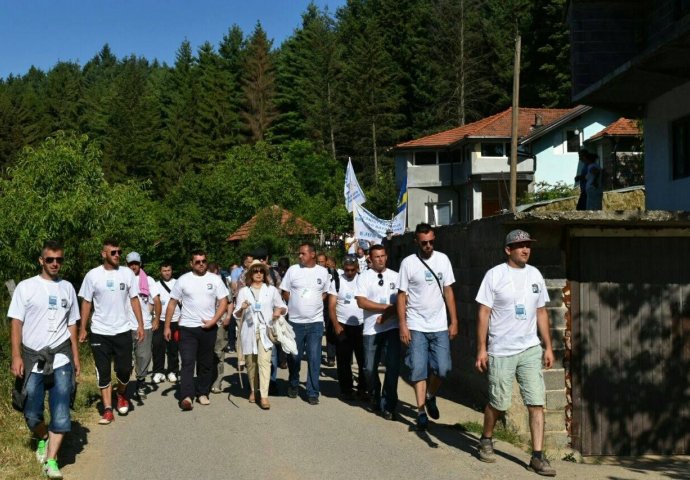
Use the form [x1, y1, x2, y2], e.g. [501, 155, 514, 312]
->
[233, 261, 286, 409]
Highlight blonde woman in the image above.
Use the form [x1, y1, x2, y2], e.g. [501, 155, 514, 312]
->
[233, 260, 286, 409]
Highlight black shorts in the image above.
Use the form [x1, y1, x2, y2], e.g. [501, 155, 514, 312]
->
[90, 331, 133, 388]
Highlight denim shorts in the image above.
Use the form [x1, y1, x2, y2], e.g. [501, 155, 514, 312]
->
[488, 345, 545, 411]
[24, 363, 73, 432]
[404, 330, 451, 382]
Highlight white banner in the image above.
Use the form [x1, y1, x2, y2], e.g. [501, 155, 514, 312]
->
[353, 203, 393, 243]
[344, 157, 366, 213]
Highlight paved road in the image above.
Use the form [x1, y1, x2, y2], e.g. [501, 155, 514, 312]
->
[61, 353, 688, 480]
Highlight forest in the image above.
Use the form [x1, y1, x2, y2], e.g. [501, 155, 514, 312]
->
[0, 0, 570, 281]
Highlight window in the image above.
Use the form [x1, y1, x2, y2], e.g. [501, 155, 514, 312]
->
[481, 143, 506, 157]
[414, 151, 437, 165]
[672, 115, 690, 179]
[438, 151, 451, 164]
[427, 202, 452, 226]
[566, 130, 581, 152]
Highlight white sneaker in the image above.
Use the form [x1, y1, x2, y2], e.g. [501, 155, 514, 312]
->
[167, 372, 178, 383]
[152, 373, 165, 384]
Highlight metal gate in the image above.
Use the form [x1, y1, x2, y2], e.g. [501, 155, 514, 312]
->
[569, 235, 690, 455]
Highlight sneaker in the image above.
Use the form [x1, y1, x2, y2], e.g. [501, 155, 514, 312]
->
[180, 397, 193, 411]
[36, 438, 48, 463]
[210, 386, 222, 394]
[287, 386, 298, 399]
[116, 393, 129, 415]
[43, 458, 63, 479]
[152, 373, 165, 384]
[416, 412, 429, 431]
[326, 359, 336, 367]
[529, 456, 557, 477]
[425, 395, 440, 420]
[136, 381, 147, 399]
[99, 408, 115, 425]
[197, 395, 210, 405]
[167, 372, 178, 383]
[478, 438, 497, 463]
[382, 410, 396, 421]
[308, 396, 319, 405]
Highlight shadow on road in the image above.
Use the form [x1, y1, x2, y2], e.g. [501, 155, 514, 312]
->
[59, 421, 89, 467]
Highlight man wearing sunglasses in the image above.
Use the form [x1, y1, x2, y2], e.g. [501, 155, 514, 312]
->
[9, 240, 80, 479]
[397, 223, 458, 431]
[163, 250, 229, 410]
[355, 244, 400, 420]
[78, 239, 145, 425]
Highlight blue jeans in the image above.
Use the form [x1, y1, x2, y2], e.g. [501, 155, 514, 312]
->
[363, 328, 401, 413]
[287, 321, 324, 398]
[405, 330, 451, 382]
[24, 363, 73, 432]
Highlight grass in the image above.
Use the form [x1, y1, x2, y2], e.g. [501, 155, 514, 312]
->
[0, 320, 100, 479]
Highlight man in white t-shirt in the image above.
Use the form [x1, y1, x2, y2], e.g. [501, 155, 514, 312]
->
[9, 240, 80, 479]
[328, 255, 365, 400]
[152, 263, 181, 383]
[164, 250, 229, 411]
[397, 223, 458, 431]
[356, 245, 400, 420]
[475, 229, 556, 476]
[126, 251, 161, 400]
[280, 241, 330, 404]
[78, 238, 144, 425]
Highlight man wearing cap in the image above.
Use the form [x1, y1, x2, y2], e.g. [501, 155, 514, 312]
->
[78, 238, 144, 424]
[475, 229, 556, 477]
[328, 255, 365, 400]
[126, 251, 161, 400]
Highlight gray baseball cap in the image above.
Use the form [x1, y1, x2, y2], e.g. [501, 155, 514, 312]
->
[505, 229, 536, 246]
[126, 251, 142, 264]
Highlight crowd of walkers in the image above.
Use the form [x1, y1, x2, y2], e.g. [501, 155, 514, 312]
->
[9, 223, 557, 478]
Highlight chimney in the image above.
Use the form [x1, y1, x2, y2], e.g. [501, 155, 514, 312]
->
[533, 114, 543, 128]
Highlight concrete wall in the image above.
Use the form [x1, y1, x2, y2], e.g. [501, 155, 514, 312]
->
[645, 81, 690, 211]
[406, 186, 460, 228]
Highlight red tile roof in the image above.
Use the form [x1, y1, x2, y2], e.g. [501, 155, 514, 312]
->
[395, 107, 578, 149]
[227, 205, 318, 241]
[587, 117, 641, 141]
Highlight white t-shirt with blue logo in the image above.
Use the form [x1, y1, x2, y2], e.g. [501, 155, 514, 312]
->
[328, 273, 363, 327]
[280, 264, 330, 324]
[170, 271, 229, 328]
[475, 263, 549, 356]
[355, 268, 399, 335]
[398, 251, 455, 333]
[79, 265, 139, 336]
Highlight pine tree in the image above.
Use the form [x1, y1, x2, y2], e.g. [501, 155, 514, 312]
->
[241, 23, 278, 143]
[218, 25, 248, 145]
[44, 61, 83, 134]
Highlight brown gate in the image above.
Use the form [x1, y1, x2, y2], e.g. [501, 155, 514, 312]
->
[569, 235, 690, 455]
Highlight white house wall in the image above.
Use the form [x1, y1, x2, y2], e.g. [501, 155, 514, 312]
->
[531, 109, 619, 186]
[645, 81, 690, 211]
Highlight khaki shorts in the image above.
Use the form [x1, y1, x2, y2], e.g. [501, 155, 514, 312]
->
[488, 345, 545, 411]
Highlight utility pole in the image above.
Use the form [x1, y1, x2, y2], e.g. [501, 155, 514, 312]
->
[510, 34, 521, 213]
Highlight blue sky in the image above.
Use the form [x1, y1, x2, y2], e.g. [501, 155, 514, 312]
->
[0, 0, 346, 79]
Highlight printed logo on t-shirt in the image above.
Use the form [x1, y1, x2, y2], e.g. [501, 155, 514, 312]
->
[317, 278, 323, 285]
[207, 283, 213, 290]
[389, 282, 395, 290]
[119, 283, 125, 290]
[424, 271, 434, 284]
[532, 284, 540, 293]
[107, 279, 115, 291]
[61, 298, 68, 308]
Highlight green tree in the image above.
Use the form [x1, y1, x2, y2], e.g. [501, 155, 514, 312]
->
[44, 62, 83, 134]
[0, 132, 160, 283]
[242, 23, 278, 142]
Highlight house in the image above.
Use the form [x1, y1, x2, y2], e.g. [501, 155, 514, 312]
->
[583, 117, 644, 189]
[393, 106, 619, 225]
[227, 205, 317, 242]
[567, 0, 690, 210]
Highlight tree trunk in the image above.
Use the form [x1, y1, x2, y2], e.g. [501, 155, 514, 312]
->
[372, 119, 378, 181]
[327, 81, 337, 161]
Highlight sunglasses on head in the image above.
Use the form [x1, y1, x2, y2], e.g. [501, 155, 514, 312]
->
[43, 256, 64, 265]
[110, 249, 122, 256]
[420, 240, 434, 246]
[193, 259, 208, 265]
[378, 273, 384, 286]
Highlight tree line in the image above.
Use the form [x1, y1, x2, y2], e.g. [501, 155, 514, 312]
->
[0, 0, 570, 282]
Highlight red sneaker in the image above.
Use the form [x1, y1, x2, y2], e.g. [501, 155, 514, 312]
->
[116, 393, 129, 415]
[180, 397, 193, 411]
[99, 409, 115, 425]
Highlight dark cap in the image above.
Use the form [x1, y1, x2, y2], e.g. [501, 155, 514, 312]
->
[505, 229, 536, 246]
